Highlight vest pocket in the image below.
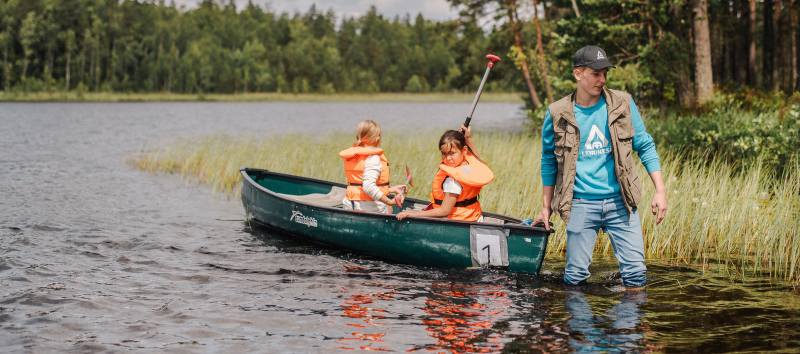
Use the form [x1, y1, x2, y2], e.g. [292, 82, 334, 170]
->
[565, 125, 577, 146]
[625, 173, 641, 205]
[617, 139, 634, 163]
[614, 115, 634, 139]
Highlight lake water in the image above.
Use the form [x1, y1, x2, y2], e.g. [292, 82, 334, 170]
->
[1, 101, 798, 353]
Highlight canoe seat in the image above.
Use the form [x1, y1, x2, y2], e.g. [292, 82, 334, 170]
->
[403, 203, 429, 212]
[481, 217, 505, 225]
[275, 186, 346, 208]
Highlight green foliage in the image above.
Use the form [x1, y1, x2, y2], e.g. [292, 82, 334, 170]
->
[0, 1, 502, 95]
[650, 91, 800, 173]
[2, 0, 796, 109]
[406, 75, 424, 93]
[75, 81, 86, 99]
[552, 0, 694, 104]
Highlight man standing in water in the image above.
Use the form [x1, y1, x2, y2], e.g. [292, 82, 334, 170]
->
[533, 45, 668, 290]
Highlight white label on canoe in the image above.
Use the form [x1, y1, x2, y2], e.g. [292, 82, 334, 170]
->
[290, 211, 318, 227]
[475, 233, 503, 266]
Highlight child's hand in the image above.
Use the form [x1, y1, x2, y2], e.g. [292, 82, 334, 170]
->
[389, 185, 407, 194]
[460, 123, 472, 140]
[384, 194, 404, 207]
[396, 211, 413, 220]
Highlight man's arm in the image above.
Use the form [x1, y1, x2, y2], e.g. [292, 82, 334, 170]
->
[534, 109, 557, 230]
[630, 98, 667, 225]
[541, 109, 558, 185]
[534, 186, 555, 230]
[649, 171, 667, 225]
[630, 99, 660, 173]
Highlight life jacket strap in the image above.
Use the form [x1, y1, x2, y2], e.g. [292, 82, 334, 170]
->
[349, 182, 389, 187]
[432, 196, 479, 208]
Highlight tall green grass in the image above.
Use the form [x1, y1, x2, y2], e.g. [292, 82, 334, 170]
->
[130, 132, 800, 283]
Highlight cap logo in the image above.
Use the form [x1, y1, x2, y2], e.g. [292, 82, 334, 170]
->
[597, 51, 605, 59]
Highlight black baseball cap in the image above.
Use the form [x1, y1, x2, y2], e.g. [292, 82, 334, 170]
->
[573, 45, 616, 70]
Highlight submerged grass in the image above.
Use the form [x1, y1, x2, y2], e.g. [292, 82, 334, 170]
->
[130, 132, 800, 283]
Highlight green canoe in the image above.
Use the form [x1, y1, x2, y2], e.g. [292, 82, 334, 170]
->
[241, 167, 552, 274]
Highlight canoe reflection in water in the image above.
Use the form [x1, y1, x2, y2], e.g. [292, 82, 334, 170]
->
[412, 283, 518, 353]
[334, 264, 519, 352]
[564, 289, 649, 352]
[335, 265, 393, 351]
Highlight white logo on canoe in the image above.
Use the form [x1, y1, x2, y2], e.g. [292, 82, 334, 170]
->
[290, 211, 318, 227]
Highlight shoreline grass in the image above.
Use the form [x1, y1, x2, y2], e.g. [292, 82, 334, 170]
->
[0, 91, 524, 103]
[129, 132, 800, 283]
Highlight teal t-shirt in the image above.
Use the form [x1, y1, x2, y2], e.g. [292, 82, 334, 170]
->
[541, 96, 660, 199]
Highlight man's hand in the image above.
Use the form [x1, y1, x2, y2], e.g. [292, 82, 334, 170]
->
[651, 191, 667, 225]
[648, 171, 668, 225]
[533, 206, 552, 230]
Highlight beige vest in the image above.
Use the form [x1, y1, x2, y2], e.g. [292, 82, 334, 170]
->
[547, 87, 642, 223]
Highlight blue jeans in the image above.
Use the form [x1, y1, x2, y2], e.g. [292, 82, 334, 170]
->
[564, 196, 646, 287]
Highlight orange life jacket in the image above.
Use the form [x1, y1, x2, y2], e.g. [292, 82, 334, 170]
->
[339, 144, 390, 201]
[430, 154, 494, 222]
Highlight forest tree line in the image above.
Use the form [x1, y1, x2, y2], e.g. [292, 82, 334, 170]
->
[0, 0, 797, 109]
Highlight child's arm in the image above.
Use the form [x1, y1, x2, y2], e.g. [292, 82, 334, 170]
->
[460, 124, 480, 160]
[396, 193, 457, 220]
[361, 155, 386, 200]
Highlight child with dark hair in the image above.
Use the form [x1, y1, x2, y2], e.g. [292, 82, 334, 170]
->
[396, 124, 493, 222]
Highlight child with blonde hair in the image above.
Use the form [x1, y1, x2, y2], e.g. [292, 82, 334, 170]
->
[340, 120, 406, 214]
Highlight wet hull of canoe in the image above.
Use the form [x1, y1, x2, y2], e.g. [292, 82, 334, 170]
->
[240, 168, 551, 274]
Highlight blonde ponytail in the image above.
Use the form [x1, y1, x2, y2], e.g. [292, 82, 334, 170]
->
[355, 120, 382, 147]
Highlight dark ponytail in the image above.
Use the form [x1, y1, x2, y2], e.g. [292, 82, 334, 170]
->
[438, 130, 484, 164]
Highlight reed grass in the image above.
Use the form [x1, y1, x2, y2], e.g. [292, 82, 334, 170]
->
[130, 132, 800, 283]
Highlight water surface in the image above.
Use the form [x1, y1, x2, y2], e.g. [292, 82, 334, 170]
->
[1, 102, 798, 352]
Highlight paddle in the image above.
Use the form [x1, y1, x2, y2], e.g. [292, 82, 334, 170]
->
[463, 54, 501, 130]
[395, 165, 413, 209]
[415, 54, 501, 213]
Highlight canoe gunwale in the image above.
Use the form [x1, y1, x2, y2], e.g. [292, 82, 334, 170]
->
[240, 167, 553, 235]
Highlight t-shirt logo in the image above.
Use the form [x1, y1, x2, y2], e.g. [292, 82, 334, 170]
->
[582, 125, 612, 157]
[597, 51, 605, 59]
[584, 125, 608, 149]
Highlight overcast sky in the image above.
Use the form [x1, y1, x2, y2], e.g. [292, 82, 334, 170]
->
[173, 0, 463, 22]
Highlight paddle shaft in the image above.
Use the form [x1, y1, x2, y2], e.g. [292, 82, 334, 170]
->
[464, 68, 492, 128]
[397, 177, 412, 197]
[464, 54, 501, 129]
[393, 176, 412, 208]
